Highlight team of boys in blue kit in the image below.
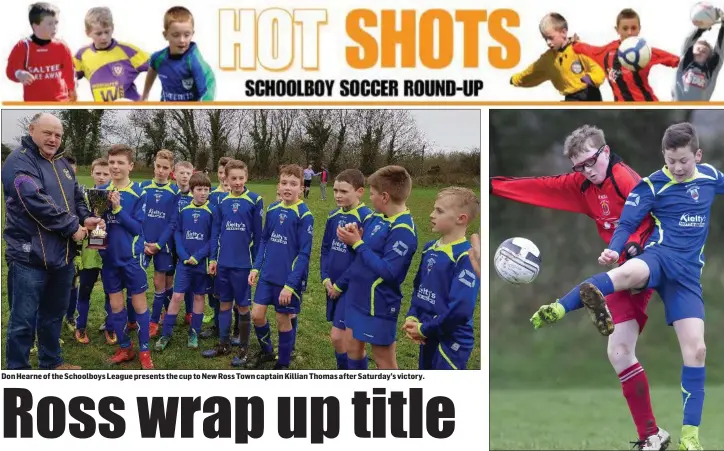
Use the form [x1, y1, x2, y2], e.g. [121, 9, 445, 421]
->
[73, 145, 481, 371]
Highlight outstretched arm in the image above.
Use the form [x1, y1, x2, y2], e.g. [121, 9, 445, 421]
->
[510, 54, 549, 88]
[681, 28, 706, 69]
[490, 173, 588, 214]
[608, 180, 656, 255]
[651, 47, 681, 68]
[572, 41, 612, 68]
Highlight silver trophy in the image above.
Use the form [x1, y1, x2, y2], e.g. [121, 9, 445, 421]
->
[86, 188, 110, 249]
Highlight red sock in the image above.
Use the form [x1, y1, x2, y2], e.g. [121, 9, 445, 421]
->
[619, 362, 658, 440]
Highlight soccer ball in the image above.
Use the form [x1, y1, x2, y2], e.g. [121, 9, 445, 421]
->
[617, 37, 652, 71]
[691, 2, 719, 28]
[494, 237, 541, 284]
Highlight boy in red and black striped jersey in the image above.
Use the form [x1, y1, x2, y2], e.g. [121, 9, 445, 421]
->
[491, 125, 669, 448]
[572, 8, 680, 102]
[5, 2, 76, 102]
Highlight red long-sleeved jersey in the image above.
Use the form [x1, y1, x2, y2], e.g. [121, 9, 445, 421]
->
[6, 36, 75, 102]
[491, 154, 655, 263]
[572, 40, 680, 101]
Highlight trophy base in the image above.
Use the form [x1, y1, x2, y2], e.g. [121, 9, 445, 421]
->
[87, 236, 107, 250]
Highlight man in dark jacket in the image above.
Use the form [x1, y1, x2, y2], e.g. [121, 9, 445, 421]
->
[2, 112, 103, 370]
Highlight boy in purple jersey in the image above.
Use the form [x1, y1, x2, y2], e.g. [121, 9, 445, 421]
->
[74, 7, 148, 102]
[142, 7, 215, 102]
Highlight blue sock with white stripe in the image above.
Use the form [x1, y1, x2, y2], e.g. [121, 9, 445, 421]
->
[558, 273, 615, 313]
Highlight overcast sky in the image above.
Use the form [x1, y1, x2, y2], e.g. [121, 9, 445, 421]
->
[1, 109, 480, 152]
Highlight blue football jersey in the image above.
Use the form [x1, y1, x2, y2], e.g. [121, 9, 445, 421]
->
[174, 201, 215, 273]
[610, 164, 724, 265]
[406, 238, 479, 347]
[320, 203, 374, 285]
[140, 179, 178, 252]
[252, 200, 314, 296]
[210, 188, 264, 269]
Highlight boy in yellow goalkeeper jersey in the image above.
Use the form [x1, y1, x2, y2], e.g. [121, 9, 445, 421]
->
[511, 13, 605, 101]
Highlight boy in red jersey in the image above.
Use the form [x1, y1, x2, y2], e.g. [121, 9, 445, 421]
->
[572, 8, 679, 101]
[5, 2, 76, 102]
[491, 125, 670, 450]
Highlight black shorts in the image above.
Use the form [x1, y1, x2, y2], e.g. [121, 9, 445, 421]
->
[304, 180, 312, 188]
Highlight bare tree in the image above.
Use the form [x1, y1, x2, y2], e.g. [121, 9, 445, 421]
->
[383, 110, 418, 165]
[248, 110, 274, 175]
[353, 110, 387, 175]
[328, 110, 349, 175]
[206, 109, 241, 169]
[170, 110, 205, 168]
[128, 110, 178, 166]
[272, 109, 300, 164]
[300, 109, 333, 167]
[116, 112, 147, 152]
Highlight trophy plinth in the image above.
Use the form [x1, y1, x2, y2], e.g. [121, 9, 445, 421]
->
[86, 189, 110, 250]
[87, 227, 108, 250]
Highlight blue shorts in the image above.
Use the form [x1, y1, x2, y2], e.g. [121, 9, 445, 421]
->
[101, 257, 149, 295]
[173, 265, 210, 296]
[636, 246, 705, 325]
[345, 303, 396, 346]
[418, 340, 472, 370]
[151, 252, 174, 273]
[254, 279, 300, 314]
[166, 253, 178, 276]
[326, 294, 346, 330]
[217, 267, 251, 307]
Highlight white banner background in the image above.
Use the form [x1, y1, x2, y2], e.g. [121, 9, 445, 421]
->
[1, 0, 721, 102]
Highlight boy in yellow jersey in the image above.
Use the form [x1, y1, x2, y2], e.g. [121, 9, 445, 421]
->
[511, 13, 605, 101]
[74, 7, 149, 102]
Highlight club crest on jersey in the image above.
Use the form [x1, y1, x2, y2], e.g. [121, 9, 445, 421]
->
[232, 202, 240, 213]
[112, 65, 124, 77]
[571, 60, 583, 74]
[426, 256, 436, 274]
[607, 68, 621, 83]
[63, 168, 72, 180]
[600, 199, 610, 216]
[192, 211, 201, 223]
[182, 78, 194, 90]
[687, 185, 700, 202]
[279, 212, 287, 224]
[154, 193, 162, 203]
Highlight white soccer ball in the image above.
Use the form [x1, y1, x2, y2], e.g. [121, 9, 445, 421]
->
[617, 37, 652, 71]
[691, 2, 719, 28]
[494, 237, 541, 285]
